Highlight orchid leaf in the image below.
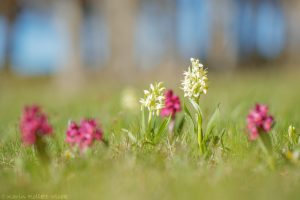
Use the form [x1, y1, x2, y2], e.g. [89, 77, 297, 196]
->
[175, 116, 185, 135]
[205, 104, 220, 141]
[189, 99, 203, 116]
[184, 102, 196, 132]
[155, 116, 171, 143]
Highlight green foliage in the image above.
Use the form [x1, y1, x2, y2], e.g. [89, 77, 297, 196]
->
[1, 72, 300, 199]
[184, 99, 222, 157]
[205, 104, 220, 140]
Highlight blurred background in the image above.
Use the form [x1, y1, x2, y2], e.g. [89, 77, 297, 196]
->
[0, 0, 299, 80]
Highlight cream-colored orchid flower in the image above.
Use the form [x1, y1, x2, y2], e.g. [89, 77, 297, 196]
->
[181, 58, 208, 102]
[140, 82, 165, 116]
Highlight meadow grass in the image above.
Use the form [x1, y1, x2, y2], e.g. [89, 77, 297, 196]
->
[0, 70, 300, 200]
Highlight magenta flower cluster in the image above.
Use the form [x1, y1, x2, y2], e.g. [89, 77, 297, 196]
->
[66, 119, 104, 151]
[18, 101, 275, 155]
[20, 105, 53, 145]
[247, 104, 274, 140]
[161, 90, 181, 119]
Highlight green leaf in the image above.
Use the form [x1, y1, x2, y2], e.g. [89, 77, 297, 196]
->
[219, 128, 226, 149]
[175, 116, 185, 135]
[155, 116, 171, 143]
[189, 99, 203, 116]
[183, 101, 196, 130]
[205, 104, 220, 141]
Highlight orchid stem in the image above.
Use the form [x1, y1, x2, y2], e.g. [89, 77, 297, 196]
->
[147, 111, 153, 138]
[197, 112, 205, 156]
[148, 112, 152, 127]
[169, 119, 175, 135]
[258, 136, 275, 170]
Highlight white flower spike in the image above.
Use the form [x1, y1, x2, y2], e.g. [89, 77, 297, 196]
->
[181, 58, 208, 101]
[140, 82, 165, 116]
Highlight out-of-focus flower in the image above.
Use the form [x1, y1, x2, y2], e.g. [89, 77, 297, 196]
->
[66, 119, 104, 152]
[140, 82, 165, 116]
[247, 104, 274, 140]
[161, 90, 181, 119]
[64, 150, 74, 160]
[181, 58, 208, 101]
[121, 87, 138, 111]
[20, 105, 53, 145]
[285, 149, 300, 163]
[288, 125, 298, 145]
[79, 119, 103, 149]
[66, 121, 81, 145]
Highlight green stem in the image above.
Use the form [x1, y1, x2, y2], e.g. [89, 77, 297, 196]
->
[258, 135, 275, 170]
[148, 112, 152, 128]
[168, 119, 175, 136]
[197, 112, 205, 156]
[35, 136, 50, 165]
[197, 127, 203, 155]
[34, 136, 50, 178]
[147, 111, 153, 138]
[141, 107, 146, 135]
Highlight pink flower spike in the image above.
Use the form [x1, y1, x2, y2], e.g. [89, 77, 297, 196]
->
[20, 105, 53, 145]
[161, 90, 181, 119]
[66, 121, 81, 145]
[263, 116, 274, 132]
[246, 103, 274, 140]
[256, 104, 268, 117]
[65, 118, 104, 152]
[247, 123, 259, 141]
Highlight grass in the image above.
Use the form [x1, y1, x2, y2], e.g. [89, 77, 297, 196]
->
[0, 70, 300, 200]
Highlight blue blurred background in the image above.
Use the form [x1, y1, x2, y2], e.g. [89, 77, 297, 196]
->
[0, 0, 299, 76]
